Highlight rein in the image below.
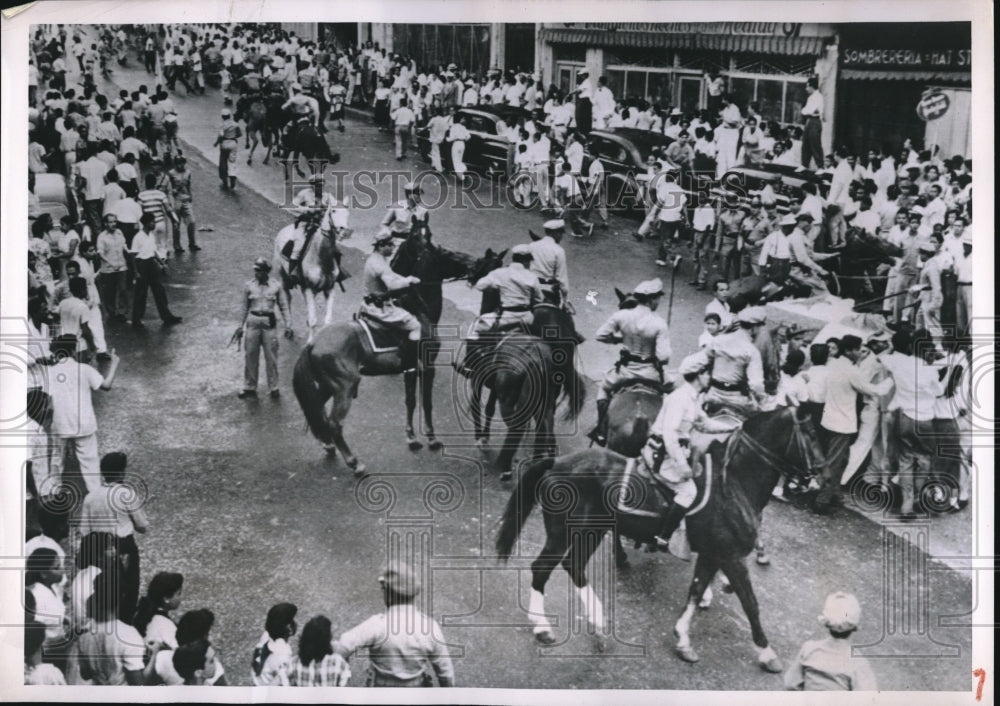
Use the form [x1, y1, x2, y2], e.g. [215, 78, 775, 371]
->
[723, 411, 817, 479]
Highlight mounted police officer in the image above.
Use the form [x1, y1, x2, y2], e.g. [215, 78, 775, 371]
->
[590, 278, 672, 445]
[703, 305, 768, 415]
[457, 244, 543, 378]
[527, 219, 569, 306]
[381, 180, 429, 236]
[281, 82, 320, 145]
[361, 231, 422, 373]
[285, 173, 349, 287]
[644, 350, 738, 549]
[471, 244, 543, 336]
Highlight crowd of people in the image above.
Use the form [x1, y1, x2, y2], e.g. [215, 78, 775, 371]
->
[21, 21, 975, 691]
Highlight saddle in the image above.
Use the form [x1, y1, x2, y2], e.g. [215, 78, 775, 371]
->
[615, 455, 675, 519]
[354, 313, 405, 376]
[606, 375, 676, 398]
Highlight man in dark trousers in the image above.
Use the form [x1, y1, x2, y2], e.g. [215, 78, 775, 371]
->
[128, 213, 182, 327]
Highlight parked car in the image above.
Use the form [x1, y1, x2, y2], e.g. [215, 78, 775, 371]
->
[719, 163, 829, 212]
[584, 128, 697, 218]
[416, 105, 531, 179]
[33, 172, 79, 223]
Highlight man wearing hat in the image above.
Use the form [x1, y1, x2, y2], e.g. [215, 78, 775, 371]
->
[361, 232, 423, 373]
[783, 592, 877, 691]
[758, 212, 828, 287]
[528, 220, 570, 305]
[645, 350, 740, 548]
[381, 180, 428, 236]
[703, 306, 767, 414]
[739, 197, 773, 277]
[470, 244, 543, 337]
[335, 562, 454, 687]
[237, 258, 289, 399]
[213, 108, 243, 190]
[567, 68, 593, 135]
[912, 238, 946, 353]
[591, 278, 672, 445]
[714, 200, 747, 280]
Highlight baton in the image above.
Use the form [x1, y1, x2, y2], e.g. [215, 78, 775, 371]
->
[667, 255, 682, 327]
[852, 287, 924, 311]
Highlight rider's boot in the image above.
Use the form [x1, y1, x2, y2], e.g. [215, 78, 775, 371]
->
[653, 502, 691, 550]
[587, 399, 610, 446]
[401, 338, 420, 373]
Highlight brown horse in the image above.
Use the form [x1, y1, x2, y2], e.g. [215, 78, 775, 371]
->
[495, 405, 823, 670]
[292, 238, 503, 472]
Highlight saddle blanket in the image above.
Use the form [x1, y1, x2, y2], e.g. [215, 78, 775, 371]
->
[355, 315, 400, 353]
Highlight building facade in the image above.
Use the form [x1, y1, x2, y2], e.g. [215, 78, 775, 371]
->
[835, 23, 971, 158]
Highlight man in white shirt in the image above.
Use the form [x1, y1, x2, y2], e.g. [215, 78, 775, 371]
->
[704, 279, 735, 327]
[652, 167, 686, 266]
[528, 130, 552, 210]
[815, 335, 893, 512]
[564, 131, 584, 175]
[593, 76, 615, 129]
[827, 147, 854, 207]
[390, 96, 415, 161]
[800, 77, 825, 170]
[921, 184, 947, 228]
[852, 197, 881, 237]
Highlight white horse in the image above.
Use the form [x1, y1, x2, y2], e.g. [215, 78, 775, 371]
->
[273, 210, 345, 344]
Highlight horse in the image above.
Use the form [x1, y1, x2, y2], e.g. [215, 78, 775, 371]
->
[282, 120, 339, 178]
[495, 404, 824, 671]
[466, 295, 586, 481]
[292, 240, 503, 472]
[273, 209, 342, 344]
[235, 93, 272, 166]
[389, 221, 506, 450]
[264, 92, 288, 156]
[824, 228, 901, 304]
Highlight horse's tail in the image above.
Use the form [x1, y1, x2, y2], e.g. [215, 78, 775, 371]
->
[560, 358, 587, 423]
[496, 456, 555, 562]
[292, 343, 332, 444]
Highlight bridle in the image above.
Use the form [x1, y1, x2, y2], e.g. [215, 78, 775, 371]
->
[722, 408, 819, 479]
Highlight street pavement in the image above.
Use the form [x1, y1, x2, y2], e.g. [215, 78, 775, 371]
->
[62, 49, 977, 689]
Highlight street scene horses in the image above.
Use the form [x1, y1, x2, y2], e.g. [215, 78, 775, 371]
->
[496, 405, 823, 670]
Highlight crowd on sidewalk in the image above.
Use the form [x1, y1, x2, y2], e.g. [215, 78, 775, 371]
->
[21, 21, 976, 689]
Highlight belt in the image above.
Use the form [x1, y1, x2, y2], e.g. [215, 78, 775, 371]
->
[500, 304, 532, 313]
[710, 379, 746, 392]
[957, 282, 972, 286]
[722, 232, 740, 239]
[249, 310, 273, 317]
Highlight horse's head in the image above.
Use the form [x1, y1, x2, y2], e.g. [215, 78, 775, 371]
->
[410, 216, 432, 244]
[614, 287, 639, 310]
[468, 247, 507, 286]
[294, 208, 325, 236]
[740, 405, 823, 490]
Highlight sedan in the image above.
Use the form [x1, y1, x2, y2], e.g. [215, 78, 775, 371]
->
[416, 105, 531, 179]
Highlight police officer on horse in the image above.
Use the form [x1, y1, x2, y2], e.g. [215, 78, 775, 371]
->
[704, 306, 768, 416]
[643, 350, 739, 548]
[527, 219, 569, 306]
[281, 82, 320, 147]
[590, 278, 672, 445]
[381, 181, 429, 237]
[361, 231, 422, 373]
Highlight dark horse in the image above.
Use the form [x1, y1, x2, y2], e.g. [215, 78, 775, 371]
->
[293, 226, 503, 472]
[282, 120, 338, 178]
[234, 92, 272, 165]
[466, 289, 587, 481]
[824, 227, 901, 305]
[495, 405, 823, 671]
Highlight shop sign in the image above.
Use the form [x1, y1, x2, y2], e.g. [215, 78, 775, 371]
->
[841, 48, 971, 71]
[916, 90, 950, 121]
[572, 22, 803, 37]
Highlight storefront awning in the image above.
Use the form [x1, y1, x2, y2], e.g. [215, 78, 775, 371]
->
[840, 68, 971, 82]
[540, 28, 829, 56]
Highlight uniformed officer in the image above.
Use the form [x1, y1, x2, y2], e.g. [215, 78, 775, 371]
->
[286, 174, 349, 285]
[527, 219, 569, 305]
[471, 244, 543, 336]
[590, 278, 672, 445]
[334, 562, 455, 687]
[361, 231, 422, 372]
[381, 181, 428, 237]
[703, 306, 767, 415]
[237, 258, 290, 399]
[644, 350, 738, 548]
[281, 82, 320, 142]
[912, 238, 946, 353]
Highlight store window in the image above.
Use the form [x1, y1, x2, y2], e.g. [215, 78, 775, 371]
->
[783, 81, 808, 125]
[606, 67, 683, 106]
[724, 74, 808, 127]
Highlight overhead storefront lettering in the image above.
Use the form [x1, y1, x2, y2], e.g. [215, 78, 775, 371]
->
[570, 22, 804, 37]
[841, 48, 971, 70]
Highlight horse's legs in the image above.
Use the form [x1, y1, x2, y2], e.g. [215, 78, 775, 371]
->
[303, 288, 318, 344]
[613, 528, 629, 569]
[283, 286, 294, 336]
[421, 365, 442, 450]
[484, 388, 497, 441]
[470, 380, 486, 443]
[322, 288, 336, 327]
[718, 556, 783, 672]
[293, 150, 306, 178]
[496, 421, 529, 482]
[247, 134, 258, 165]
[324, 380, 364, 475]
[404, 370, 422, 451]
[674, 552, 719, 663]
[529, 522, 568, 644]
[561, 527, 608, 635]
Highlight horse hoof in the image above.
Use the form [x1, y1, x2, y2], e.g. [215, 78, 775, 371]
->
[427, 437, 443, 451]
[407, 437, 423, 452]
[721, 581, 734, 594]
[593, 634, 607, 653]
[323, 444, 338, 457]
[247, 159, 252, 166]
[352, 463, 368, 478]
[756, 553, 771, 566]
[676, 645, 700, 663]
[476, 437, 489, 452]
[534, 630, 556, 645]
[500, 471, 513, 482]
[263, 159, 269, 166]
[760, 656, 784, 673]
